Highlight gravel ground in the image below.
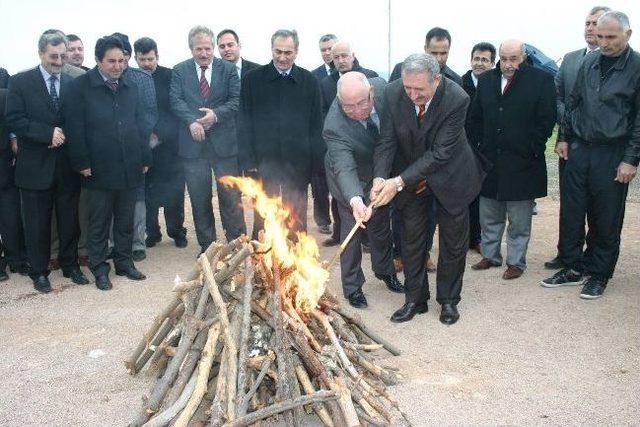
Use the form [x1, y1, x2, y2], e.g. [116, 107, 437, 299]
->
[0, 193, 638, 426]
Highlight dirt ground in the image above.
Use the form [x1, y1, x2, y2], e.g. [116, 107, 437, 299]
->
[0, 194, 638, 426]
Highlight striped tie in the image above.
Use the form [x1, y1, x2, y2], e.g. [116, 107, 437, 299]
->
[417, 104, 426, 127]
[199, 65, 210, 99]
[49, 75, 59, 111]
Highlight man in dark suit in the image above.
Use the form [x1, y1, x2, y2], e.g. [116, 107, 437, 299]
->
[0, 87, 29, 282]
[239, 29, 324, 236]
[311, 33, 338, 237]
[461, 42, 496, 253]
[324, 73, 402, 308]
[372, 53, 484, 325]
[467, 40, 556, 280]
[319, 40, 380, 247]
[65, 35, 151, 290]
[170, 26, 245, 253]
[389, 27, 463, 86]
[544, 6, 610, 270]
[216, 29, 260, 80]
[134, 37, 187, 249]
[6, 31, 88, 292]
[311, 34, 338, 82]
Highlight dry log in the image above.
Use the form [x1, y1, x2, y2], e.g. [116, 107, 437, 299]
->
[237, 351, 274, 415]
[132, 303, 185, 374]
[333, 307, 401, 356]
[313, 310, 359, 378]
[294, 361, 334, 427]
[350, 386, 382, 421]
[330, 376, 361, 427]
[344, 346, 399, 386]
[173, 321, 222, 427]
[235, 259, 254, 418]
[329, 310, 358, 344]
[355, 408, 390, 427]
[222, 390, 338, 427]
[142, 370, 198, 427]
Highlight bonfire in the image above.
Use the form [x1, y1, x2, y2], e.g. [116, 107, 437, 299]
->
[126, 177, 410, 427]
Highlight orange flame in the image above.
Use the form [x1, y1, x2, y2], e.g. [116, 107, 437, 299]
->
[219, 176, 329, 313]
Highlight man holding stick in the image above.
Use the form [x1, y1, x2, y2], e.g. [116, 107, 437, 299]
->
[323, 72, 402, 309]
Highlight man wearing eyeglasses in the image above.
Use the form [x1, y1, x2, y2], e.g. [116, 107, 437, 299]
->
[324, 72, 402, 309]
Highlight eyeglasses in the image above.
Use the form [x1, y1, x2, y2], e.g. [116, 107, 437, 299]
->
[472, 56, 492, 64]
[341, 94, 372, 113]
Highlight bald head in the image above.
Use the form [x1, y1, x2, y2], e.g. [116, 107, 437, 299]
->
[332, 41, 355, 73]
[499, 39, 526, 78]
[337, 71, 373, 121]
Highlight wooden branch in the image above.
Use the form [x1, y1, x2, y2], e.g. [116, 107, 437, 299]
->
[133, 303, 185, 374]
[295, 362, 334, 427]
[235, 259, 254, 418]
[333, 307, 401, 356]
[355, 408, 391, 427]
[330, 376, 360, 427]
[142, 369, 197, 427]
[172, 321, 221, 427]
[312, 310, 359, 378]
[200, 254, 238, 422]
[237, 351, 274, 415]
[344, 345, 399, 386]
[222, 390, 338, 427]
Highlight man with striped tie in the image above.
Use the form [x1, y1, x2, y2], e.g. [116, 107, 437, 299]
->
[170, 26, 245, 254]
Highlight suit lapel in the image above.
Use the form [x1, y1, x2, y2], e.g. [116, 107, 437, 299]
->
[417, 79, 445, 140]
[208, 59, 222, 102]
[31, 67, 56, 113]
[188, 60, 201, 97]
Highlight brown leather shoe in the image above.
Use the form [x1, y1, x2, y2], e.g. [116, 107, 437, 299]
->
[425, 258, 436, 272]
[393, 257, 403, 273]
[502, 265, 524, 280]
[472, 258, 499, 270]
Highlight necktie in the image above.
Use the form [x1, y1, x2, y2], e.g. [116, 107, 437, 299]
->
[106, 79, 118, 93]
[49, 75, 59, 111]
[417, 104, 426, 127]
[503, 76, 514, 94]
[365, 116, 379, 140]
[199, 65, 210, 99]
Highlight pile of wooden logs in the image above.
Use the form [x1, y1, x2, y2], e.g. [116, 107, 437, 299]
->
[126, 236, 411, 427]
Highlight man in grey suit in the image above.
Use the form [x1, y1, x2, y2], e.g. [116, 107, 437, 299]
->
[544, 5, 610, 270]
[170, 26, 245, 253]
[324, 72, 403, 309]
[371, 54, 485, 325]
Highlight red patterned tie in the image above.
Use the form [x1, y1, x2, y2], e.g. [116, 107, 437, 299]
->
[417, 104, 426, 127]
[199, 65, 210, 99]
[503, 76, 514, 94]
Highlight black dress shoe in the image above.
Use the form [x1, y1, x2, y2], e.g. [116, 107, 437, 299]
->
[347, 289, 368, 308]
[318, 224, 332, 235]
[390, 302, 428, 323]
[95, 274, 113, 290]
[173, 236, 188, 248]
[32, 275, 52, 293]
[439, 303, 460, 325]
[132, 250, 147, 262]
[115, 267, 146, 281]
[145, 235, 162, 248]
[63, 267, 90, 285]
[544, 255, 565, 270]
[322, 237, 340, 247]
[9, 262, 31, 276]
[375, 273, 404, 293]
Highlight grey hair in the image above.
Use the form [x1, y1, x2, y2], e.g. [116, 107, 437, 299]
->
[589, 5, 611, 16]
[188, 25, 214, 49]
[38, 30, 68, 53]
[271, 29, 299, 49]
[319, 33, 338, 44]
[498, 41, 527, 56]
[401, 53, 441, 81]
[336, 72, 370, 102]
[598, 10, 631, 31]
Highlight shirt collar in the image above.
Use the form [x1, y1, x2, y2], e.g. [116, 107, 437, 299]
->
[39, 65, 59, 82]
[414, 100, 431, 115]
[471, 72, 478, 87]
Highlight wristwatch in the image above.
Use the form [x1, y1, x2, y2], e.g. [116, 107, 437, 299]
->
[394, 176, 403, 192]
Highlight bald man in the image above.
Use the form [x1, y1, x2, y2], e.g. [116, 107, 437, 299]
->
[323, 72, 401, 309]
[467, 39, 556, 280]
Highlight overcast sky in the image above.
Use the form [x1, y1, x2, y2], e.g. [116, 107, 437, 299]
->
[1, 0, 638, 77]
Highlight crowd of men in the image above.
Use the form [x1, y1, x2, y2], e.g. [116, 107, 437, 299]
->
[0, 7, 637, 326]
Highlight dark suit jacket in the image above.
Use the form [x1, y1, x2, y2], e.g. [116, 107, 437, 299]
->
[0, 88, 14, 188]
[461, 70, 476, 99]
[466, 63, 556, 201]
[390, 61, 463, 86]
[5, 66, 77, 191]
[312, 63, 333, 81]
[320, 60, 379, 116]
[555, 48, 587, 124]
[324, 77, 387, 205]
[64, 67, 151, 190]
[374, 78, 484, 215]
[170, 57, 240, 159]
[240, 58, 260, 79]
[0, 68, 9, 89]
[150, 65, 180, 180]
[239, 62, 324, 184]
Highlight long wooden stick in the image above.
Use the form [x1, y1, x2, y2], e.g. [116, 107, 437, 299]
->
[327, 203, 374, 269]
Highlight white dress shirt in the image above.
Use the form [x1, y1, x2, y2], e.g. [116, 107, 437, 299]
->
[195, 60, 212, 85]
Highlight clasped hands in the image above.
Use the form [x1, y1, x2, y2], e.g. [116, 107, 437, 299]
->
[369, 176, 402, 208]
[189, 108, 217, 142]
[49, 127, 65, 148]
